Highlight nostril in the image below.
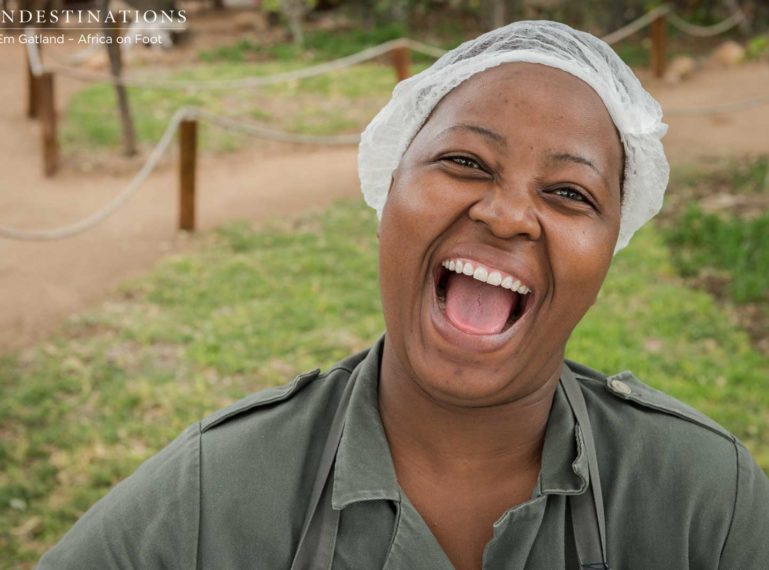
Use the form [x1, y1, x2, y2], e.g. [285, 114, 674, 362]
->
[468, 194, 542, 241]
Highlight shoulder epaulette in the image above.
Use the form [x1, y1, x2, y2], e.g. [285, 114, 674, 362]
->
[200, 368, 322, 432]
[600, 370, 736, 443]
[566, 359, 735, 443]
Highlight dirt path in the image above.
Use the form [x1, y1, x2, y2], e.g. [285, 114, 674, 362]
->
[643, 62, 769, 160]
[0, 41, 359, 353]
[1, 38, 768, 354]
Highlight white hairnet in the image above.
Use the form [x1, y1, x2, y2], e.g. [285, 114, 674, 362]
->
[358, 20, 669, 252]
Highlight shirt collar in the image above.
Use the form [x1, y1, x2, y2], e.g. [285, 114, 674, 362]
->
[332, 337, 588, 510]
[333, 336, 401, 509]
[536, 381, 589, 496]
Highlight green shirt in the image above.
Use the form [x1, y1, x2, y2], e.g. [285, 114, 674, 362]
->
[39, 337, 769, 569]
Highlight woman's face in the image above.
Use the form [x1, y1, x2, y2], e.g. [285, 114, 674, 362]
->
[378, 63, 623, 406]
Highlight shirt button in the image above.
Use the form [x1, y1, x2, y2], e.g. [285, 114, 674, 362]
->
[609, 379, 632, 396]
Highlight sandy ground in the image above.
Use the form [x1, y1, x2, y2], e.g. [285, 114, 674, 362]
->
[0, 34, 768, 354]
[0, 40, 360, 353]
[644, 63, 769, 159]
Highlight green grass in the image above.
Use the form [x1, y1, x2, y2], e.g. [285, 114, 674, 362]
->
[614, 40, 651, 67]
[665, 205, 769, 303]
[1, 199, 768, 567]
[61, 60, 430, 152]
[662, 156, 769, 304]
[746, 34, 769, 60]
[570, 226, 769, 459]
[671, 155, 769, 193]
[198, 23, 415, 64]
[62, 24, 452, 154]
[65, 19, 747, 155]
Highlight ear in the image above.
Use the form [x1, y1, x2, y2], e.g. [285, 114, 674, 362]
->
[376, 174, 397, 241]
[388, 163, 403, 191]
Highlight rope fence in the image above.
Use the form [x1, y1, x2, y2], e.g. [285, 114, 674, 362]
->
[5, 3, 765, 241]
[193, 108, 361, 145]
[667, 9, 746, 38]
[601, 4, 672, 45]
[0, 105, 364, 241]
[664, 93, 769, 116]
[29, 38, 442, 91]
[0, 107, 192, 241]
[20, 3, 749, 100]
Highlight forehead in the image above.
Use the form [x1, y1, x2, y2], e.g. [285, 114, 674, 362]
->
[421, 62, 617, 143]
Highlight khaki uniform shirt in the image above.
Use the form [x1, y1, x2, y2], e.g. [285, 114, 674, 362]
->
[39, 337, 769, 569]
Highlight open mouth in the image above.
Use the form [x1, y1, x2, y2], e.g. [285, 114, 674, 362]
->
[434, 258, 531, 336]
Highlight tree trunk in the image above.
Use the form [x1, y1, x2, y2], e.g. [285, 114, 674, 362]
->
[281, 0, 306, 47]
[100, 0, 137, 156]
[609, 0, 626, 33]
[492, 0, 505, 28]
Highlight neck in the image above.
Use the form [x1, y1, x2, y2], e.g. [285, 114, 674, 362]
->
[378, 343, 560, 481]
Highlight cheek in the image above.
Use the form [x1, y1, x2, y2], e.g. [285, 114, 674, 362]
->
[384, 168, 473, 236]
[378, 171, 462, 310]
[377, 183, 423, 302]
[548, 214, 619, 308]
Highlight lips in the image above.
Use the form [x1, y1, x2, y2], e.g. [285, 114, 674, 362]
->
[428, 253, 535, 351]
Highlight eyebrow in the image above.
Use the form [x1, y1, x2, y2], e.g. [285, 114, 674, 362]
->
[444, 124, 508, 149]
[548, 152, 607, 184]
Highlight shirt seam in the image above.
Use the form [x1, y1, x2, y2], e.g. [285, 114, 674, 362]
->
[716, 440, 741, 568]
[382, 495, 403, 566]
[324, 365, 354, 377]
[194, 421, 203, 570]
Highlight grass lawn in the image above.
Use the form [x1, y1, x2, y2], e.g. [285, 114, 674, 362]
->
[60, 24, 665, 156]
[60, 23, 442, 155]
[663, 156, 769, 304]
[1, 197, 768, 567]
[61, 60, 426, 153]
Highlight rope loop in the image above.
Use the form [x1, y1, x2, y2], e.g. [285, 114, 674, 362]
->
[0, 107, 359, 241]
[667, 10, 745, 37]
[0, 107, 194, 241]
[6, 7, 758, 241]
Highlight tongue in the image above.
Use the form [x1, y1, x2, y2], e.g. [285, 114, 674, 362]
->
[444, 272, 516, 335]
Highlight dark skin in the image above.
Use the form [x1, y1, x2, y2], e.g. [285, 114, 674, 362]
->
[377, 63, 624, 569]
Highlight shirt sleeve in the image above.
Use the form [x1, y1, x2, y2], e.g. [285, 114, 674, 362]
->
[718, 443, 769, 569]
[37, 423, 201, 570]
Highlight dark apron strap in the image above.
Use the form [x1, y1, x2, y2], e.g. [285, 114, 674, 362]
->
[291, 363, 609, 570]
[290, 369, 357, 570]
[561, 364, 610, 570]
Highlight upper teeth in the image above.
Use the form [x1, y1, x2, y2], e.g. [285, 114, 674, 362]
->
[441, 259, 531, 294]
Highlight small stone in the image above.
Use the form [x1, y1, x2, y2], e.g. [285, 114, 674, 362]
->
[9, 498, 27, 511]
[234, 12, 269, 33]
[663, 55, 696, 84]
[710, 41, 745, 66]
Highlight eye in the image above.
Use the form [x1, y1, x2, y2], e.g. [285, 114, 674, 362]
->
[551, 186, 591, 204]
[442, 155, 483, 170]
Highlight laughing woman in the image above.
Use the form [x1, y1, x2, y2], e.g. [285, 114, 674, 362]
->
[40, 21, 768, 570]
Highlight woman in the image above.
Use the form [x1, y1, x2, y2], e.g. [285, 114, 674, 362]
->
[40, 21, 768, 569]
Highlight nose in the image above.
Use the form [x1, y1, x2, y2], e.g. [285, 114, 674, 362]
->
[467, 185, 543, 241]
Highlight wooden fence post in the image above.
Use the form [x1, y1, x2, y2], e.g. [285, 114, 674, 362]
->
[105, 22, 138, 157]
[651, 13, 667, 78]
[38, 72, 59, 177]
[179, 119, 198, 232]
[391, 45, 411, 82]
[26, 44, 40, 119]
